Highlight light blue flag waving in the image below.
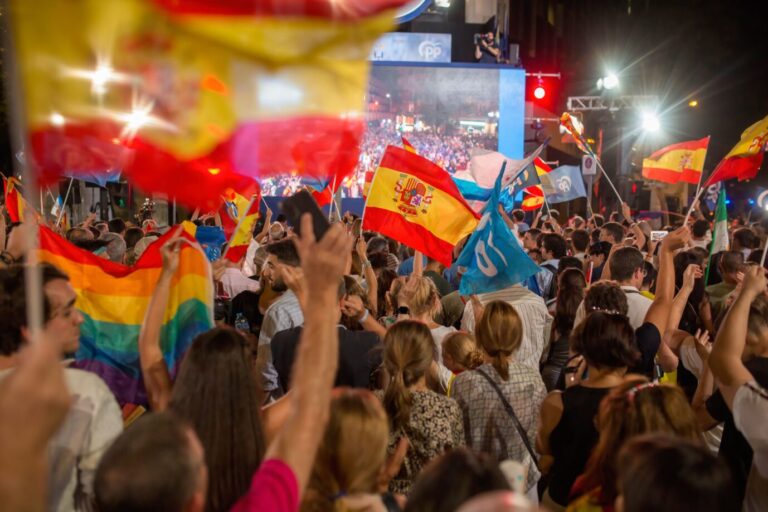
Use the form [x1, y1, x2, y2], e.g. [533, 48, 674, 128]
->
[457, 164, 540, 296]
[540, 165, 587, 204]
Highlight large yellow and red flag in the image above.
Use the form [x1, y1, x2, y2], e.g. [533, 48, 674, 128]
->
[3, 177, 26, 223]
[363, 146, 480, 266]
[642, 137, 709, 185]
[11, 0, 406, 209]
[703, 114, 768, 187]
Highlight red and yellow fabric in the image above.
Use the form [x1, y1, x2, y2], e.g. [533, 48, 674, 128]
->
[3, 177, 25, 223]
[642, 137, 709, 185]
[560, 112, 595, 156]
[363, 146, 480, 266]
[310, 186, 333, 207]
[402, 136, 417, 154]
[521, 191, 545, 211]
[704, 114, 768, 187]
[220, 188, 261, 263]
[11, 0, 406, 209]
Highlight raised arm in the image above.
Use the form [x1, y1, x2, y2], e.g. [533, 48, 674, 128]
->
[662, 264, 700, 356]
[138, 230, 189, 411]
[709, 265, 766, 408]
[356, 237, 378, 313]
[255, 207, 273, 244]
[645, 226, 689, 334]
[263, 215, 352, 495]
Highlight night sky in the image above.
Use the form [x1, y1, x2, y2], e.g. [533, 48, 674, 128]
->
[556, 0, 768, 187]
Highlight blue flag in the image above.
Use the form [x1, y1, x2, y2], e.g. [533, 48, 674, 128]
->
[457, 164, 540, 296]
[540, 165, 587, 204]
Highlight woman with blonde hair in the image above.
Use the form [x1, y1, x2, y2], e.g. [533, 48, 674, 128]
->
[441, 332, 483, 396]
[302, 389, 398, 512]
[377, 321, 464, 495]
[397, 276, 456, 390]
[452, 301, 546, 504]
[567, 376, 703, 511]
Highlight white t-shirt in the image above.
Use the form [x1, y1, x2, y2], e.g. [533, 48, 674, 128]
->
[733, 382, 768, 512]
[431, 325, 457, 391]
[0, 367, 123, 512]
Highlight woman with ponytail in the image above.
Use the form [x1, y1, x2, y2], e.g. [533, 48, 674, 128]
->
[452, 301, 546, 504]
[377, 321, 464, 495]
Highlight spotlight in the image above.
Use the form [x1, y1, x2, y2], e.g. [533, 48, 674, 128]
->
[757, 190, 768, 210]
[641, 112, 660, 132]
[534, 85, 546, 99]
[603, 73, 619, 90]
[688, 100, 699, 107]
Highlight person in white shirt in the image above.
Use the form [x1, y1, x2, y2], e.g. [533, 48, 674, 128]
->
[460, 284, 551, 370]
[574, 246, 652, 329]
[708, 266, 768, 512]
[0, 264, 122, 512]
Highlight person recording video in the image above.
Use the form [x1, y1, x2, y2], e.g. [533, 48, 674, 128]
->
[474, 31, 500, 63]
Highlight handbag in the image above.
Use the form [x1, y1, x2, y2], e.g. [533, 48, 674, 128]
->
[476, 367, 539, 466]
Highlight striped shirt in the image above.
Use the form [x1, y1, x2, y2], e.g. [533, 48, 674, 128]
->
[460, 285, 551, 370]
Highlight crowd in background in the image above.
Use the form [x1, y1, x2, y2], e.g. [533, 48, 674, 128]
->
[1, 196, 767, 512]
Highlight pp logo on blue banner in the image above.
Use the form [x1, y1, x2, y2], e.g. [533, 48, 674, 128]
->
[418, 41, 444, 61]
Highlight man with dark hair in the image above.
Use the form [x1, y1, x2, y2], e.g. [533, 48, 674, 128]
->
[271, 279, 381, 391]
[533, 233, 567, 300]
[706, 250, 745, 317]
[571, 229, 590, 261]
[66, 227, 94, 243]
[589, 214, 605, 229]
[0, 264, 122, 511]
[95, 413, 206, 512]
[732, 228, 756, 260]
[522, 228, 541, 252]
[691, 219, 711, 249]
[511, 209, 529, 233]
[587, 241, 611, 281]
[107, 218, 126, 236]
[259, 239, 304, 398]
[600, 221, 625, 245]
[609, 247, 653, 328]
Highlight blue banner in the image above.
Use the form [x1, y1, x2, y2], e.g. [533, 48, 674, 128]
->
[457, 165, 540, 295]
[540, 165, 587, 204]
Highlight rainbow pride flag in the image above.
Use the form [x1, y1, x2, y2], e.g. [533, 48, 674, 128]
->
[38, 226, 214, 406]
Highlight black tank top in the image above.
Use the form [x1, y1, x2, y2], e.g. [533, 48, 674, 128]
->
[547, 385, 612, 505]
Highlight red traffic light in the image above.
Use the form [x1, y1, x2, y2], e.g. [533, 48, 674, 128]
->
[533, 85, 546, 99]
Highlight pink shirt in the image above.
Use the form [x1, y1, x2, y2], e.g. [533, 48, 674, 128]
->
[230, 459, 299, 512]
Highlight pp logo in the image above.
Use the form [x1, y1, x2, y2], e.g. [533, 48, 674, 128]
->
[555, 176, 573, 193]
[418, 41, 443, 61]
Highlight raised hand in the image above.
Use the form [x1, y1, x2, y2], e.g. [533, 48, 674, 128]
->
[741, 265, 767, 299]
[160, 226, 192, 276]
[661, 225, 690, 253]
[682, 263, 703, 291]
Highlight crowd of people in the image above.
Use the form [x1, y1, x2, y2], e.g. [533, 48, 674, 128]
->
[257, 126, 498, 199]
[1, 194, 767, 512]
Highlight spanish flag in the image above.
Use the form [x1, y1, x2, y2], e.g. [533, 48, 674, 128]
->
[402, 137, 418, 154]
[11, 0, 405, 209]
[642, 137, 709, 185]
[221, 189, 261, 264]
[3, 177, 25, 223]
[704, 114, 768, 187]
[363, 146, 480, 266]
[521, 190, 545, 211]
[38, 226, 214, 406]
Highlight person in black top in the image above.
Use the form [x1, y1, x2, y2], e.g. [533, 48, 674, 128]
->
[271, 278, 382, 391]
[474, 31, 500, 63]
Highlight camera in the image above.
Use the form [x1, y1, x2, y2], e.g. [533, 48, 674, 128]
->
[474, 34, 482, 45]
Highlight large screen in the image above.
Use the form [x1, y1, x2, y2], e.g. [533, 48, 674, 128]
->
[260, 63, 524, 198]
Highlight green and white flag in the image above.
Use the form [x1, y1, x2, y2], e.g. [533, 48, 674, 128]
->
[705, 188, 729, 283]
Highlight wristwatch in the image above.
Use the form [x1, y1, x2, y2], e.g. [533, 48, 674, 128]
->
[0, 251, 15, 265]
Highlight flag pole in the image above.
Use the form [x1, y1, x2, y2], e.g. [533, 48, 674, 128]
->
[760, 242, 768, 268]
[221, 194, 258, 259]
[594, 158, 623, 206]
[4, 18, 44, 339]
[683, 185, 707, 227]
[56, 177, 75, 228]
[327, 175, 338, 222]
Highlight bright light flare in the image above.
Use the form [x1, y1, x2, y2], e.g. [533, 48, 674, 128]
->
[49, 112, 66, 127]
[641, 112, 661, 132]
[688, 100, 699, 107]
[534, 85, 546, 99]
[603, 73, 619, 90]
